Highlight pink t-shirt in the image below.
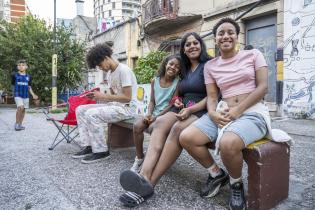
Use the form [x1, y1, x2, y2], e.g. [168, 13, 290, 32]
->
[204, 49, 267, 98]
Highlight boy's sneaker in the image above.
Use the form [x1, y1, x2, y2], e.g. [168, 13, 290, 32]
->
[229, 182, 246, 210]
[14, 124, 22, 131]
[130, 156, 144, 172]
[19, 125, 25, 130]
[81, 151, 110, 164]
[200, 168, 229, 197]
[72, 146, 92, 159]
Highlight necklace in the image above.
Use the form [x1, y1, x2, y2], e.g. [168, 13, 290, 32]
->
[190, 63, 200, 73]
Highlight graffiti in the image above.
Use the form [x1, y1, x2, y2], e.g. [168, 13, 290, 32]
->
[283, 0, 315, 119]
[292, 17, 301, 26]
[136, 84, 150, 115]
[284, 76, 315, 103]
[290, 39, 300, 56]
[304, 0, 313, 7]
[251, 38, 275, 67]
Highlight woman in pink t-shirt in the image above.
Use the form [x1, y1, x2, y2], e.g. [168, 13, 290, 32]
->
[179, 17, 270, 210]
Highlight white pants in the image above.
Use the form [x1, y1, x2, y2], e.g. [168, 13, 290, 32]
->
[76, 102, 135, 153]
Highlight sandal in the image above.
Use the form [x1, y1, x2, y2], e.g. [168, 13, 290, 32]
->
[119, 191, 153, 207]
[120, 169, 154, 196]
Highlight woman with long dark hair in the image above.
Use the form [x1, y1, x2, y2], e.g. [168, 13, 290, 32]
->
[118, 32, 211, 207]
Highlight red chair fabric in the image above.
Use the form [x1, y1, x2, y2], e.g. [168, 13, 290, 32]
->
[46, 88, 99, 150]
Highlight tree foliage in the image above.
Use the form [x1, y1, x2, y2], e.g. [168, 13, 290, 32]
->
[0, 15, 86, 102]
[134, 51, 168, 84]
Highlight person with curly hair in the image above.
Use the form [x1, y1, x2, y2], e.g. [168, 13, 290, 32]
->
[72, 43, 138, 164]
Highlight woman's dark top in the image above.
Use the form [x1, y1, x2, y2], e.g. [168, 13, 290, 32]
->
[171, 62, 207, 118]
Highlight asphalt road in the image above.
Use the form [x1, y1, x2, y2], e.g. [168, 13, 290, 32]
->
[0, 107, 314, 210]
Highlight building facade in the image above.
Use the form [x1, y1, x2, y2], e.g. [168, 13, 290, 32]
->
[140, 0, 284, 115]
[94, 0, 141, 32]
[0, 0, 30, 23]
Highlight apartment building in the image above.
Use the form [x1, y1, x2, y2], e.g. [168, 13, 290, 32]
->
[0, 0, 29, 23]
[94, 0, 141, 31]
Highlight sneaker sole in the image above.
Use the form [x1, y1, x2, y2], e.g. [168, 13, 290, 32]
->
[202, 174, 229, 198]
[80, 155, 110, 164]
[204, 183, 221, 198]
[71, 153, 91, 159]
[229, 204, 245, 210]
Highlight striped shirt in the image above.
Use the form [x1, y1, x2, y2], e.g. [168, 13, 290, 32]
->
[12, 72, 32, 98]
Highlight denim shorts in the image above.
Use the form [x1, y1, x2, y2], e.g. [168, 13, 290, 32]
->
[193, 112, 268, 146]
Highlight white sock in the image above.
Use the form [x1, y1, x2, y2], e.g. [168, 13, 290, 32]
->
[229, 176, 242, 185]
[207, 163, 222, 178]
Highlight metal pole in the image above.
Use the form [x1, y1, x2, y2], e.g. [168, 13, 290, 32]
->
[52, 0, 58, 110]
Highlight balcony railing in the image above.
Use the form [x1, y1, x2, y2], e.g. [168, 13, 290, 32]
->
[143, 0, 178, 24]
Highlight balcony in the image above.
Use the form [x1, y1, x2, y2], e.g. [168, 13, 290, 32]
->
[142, 0, 201, 35]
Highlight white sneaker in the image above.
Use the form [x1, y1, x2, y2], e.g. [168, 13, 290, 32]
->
[130, 156, 144, 172]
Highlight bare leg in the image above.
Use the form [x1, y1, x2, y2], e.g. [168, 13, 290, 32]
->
[140, 112, 177, 181]
[133, 118, 148, 159]
[20, 107, 25, 124]
[180, 125, 216, 168]
[150, 115, 198, 186]
[16, 106, 24, 124]
[219, 132, 245, 178]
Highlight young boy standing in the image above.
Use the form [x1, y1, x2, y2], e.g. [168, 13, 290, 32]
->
[12, 59, 38, 131]
[72, 43, 138, 164]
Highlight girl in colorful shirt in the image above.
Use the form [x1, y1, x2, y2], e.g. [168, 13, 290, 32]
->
[131, 54, 182, 172]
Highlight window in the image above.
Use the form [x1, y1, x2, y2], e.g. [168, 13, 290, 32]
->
[112, 2, 115, 9]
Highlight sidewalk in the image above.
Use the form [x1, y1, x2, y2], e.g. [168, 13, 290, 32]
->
[0, 107, 314, 210]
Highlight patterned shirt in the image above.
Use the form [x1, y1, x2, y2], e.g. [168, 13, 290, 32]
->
[11, 72, 32, 98]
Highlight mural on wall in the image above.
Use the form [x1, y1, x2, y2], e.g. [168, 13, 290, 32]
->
[283, 0, 315, 119]
[136, 84, 151, 115]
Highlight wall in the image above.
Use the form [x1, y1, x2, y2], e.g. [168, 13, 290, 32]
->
[179, 0, 213, 16]
[283, 0, 315, 119]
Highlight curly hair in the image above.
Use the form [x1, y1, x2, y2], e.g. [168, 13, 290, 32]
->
[212, 17, 240, 37]
[86, 43, 113, 69]
[179, 32, 210, 78]
[157, 54, 184, 80]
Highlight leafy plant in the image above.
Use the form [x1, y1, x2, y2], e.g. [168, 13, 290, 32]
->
[134, 51, 168, 84]
[0, 15, 86, 103]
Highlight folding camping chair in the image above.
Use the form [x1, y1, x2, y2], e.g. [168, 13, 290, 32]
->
[44, 88, 99, 150]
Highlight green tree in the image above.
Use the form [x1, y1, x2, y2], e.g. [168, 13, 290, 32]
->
[0, 15, 86, 102]
[134, 51, 168, 84]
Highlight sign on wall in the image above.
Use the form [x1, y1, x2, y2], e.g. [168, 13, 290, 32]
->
[136, 84, 151, 115]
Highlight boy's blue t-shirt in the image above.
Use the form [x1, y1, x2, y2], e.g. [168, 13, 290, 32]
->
[11, 72, 32, 98]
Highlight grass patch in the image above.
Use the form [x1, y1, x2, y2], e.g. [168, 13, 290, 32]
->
[50, 108, 68, 113]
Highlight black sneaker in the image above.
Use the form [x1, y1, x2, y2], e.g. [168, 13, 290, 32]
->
[229, 182, 246, 210]
[71, 146, 92, 159]
[200, 168, 229, 197]
[81, 151, 110, 164]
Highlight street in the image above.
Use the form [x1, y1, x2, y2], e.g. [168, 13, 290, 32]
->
[0, 107, 314, 210]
